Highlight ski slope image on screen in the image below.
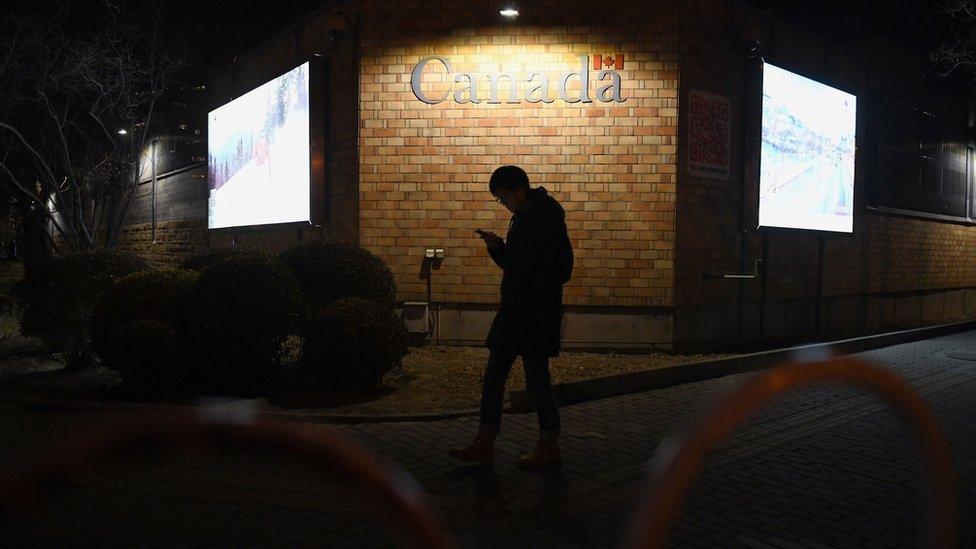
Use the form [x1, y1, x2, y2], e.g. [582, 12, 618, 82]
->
[207, 62, 310, 229]
[759, 63, 856, 233]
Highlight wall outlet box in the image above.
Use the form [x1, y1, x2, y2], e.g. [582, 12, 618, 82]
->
[400, 301, 430, 334]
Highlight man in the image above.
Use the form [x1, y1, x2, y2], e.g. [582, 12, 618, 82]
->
[448, 165, 574, 470]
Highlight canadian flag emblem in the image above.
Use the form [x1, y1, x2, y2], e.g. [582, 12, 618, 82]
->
[593, 54, 624, 71]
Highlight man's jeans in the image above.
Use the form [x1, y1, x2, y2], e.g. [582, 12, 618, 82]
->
[479, 347, 561, 439]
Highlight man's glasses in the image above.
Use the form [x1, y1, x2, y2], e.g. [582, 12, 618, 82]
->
[494, 192, 511, 204]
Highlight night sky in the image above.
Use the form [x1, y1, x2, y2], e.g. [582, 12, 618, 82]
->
[178, 0, 326, 82]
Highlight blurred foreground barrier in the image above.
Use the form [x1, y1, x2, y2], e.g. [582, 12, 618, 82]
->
[0, 357, 956, 548]
[0, 411, 451, 549]
[624, 357, 956, 549]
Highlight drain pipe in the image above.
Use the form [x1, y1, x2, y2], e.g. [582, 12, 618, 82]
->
[726, 1, 770, 345]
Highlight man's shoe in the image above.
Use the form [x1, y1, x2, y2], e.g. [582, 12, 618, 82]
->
[448, 429, 495, 465]
[517, 439, 561, 470]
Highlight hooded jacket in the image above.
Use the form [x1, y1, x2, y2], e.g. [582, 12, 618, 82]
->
[484, 186, 574, 357]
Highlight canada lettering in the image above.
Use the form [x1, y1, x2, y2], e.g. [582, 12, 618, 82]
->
[411, 54, 625, 105]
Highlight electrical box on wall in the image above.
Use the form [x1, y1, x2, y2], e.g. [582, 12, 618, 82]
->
[400, 301, 430, 334]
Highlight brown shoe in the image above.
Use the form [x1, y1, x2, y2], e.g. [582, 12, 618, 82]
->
[517, 439, 562, 470]
[448, 428, 496, 465]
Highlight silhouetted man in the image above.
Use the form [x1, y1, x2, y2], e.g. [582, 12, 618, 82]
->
[449, 165, 574, 470]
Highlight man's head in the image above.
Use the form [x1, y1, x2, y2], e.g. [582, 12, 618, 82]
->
[489, 165, 530, 214]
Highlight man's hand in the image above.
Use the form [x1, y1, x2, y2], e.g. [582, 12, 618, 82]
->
[477, 230, 504, 250]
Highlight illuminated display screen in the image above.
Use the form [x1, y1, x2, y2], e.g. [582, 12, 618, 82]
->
[759, 63, 857, 233]
[207, 62, 310, 229]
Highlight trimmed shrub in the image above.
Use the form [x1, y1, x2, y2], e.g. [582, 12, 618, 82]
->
[184, 255, 300, 395]
[17, 249, 149, 368]
[301, 297, 410, 391]
[101, 320, 191, 397]
[181, 246, 269, 272]
[90, 268, 198, 362]
[279, 240, 397, 323]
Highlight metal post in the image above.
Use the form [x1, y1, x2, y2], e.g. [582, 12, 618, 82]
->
[151, 139, 158, 244]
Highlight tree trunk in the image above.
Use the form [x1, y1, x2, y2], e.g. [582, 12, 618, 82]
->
[19, 211, 52, 277]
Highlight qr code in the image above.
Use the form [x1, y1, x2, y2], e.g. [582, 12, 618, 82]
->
[689, 91, 730, 173]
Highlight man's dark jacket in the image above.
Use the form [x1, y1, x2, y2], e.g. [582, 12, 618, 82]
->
[484, 186, 574, 357]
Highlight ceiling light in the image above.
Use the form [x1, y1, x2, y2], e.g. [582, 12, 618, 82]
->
[500, 8, 518, 17]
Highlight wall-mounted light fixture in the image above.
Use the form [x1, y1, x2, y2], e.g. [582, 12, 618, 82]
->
[324, 12, 353, 42]
[500, 7, 518, 18]
[730, 2, 771, 59]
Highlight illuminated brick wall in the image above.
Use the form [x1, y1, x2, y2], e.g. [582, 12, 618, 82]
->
[119, 0, 976, 349]
[357, 0, 680, 308]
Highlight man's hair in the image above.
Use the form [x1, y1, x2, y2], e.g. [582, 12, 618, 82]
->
[489, 165, 530, 194]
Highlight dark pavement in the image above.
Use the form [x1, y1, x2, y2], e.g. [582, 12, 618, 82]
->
[2, 330, 975, 547]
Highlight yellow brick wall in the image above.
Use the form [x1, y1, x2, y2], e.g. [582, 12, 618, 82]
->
[113, 0, 976, 349]
[358, 0, 680, 308]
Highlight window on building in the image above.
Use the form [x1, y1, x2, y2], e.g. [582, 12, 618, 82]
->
[868, 95, 972, 221]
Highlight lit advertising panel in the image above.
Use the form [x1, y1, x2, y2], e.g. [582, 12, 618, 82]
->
[208, 62, 310, 229]
[759, 63, 857, 233]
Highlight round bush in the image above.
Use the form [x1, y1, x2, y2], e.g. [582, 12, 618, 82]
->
[17, 249, 149, 366]
[301, 297, 410, 391]
[90, 268, 198, 361]
[184, 255, 300, 395]
[102, 319, 191, 397]
[181, 246, 269, 272]
[279, 240, 397, 322]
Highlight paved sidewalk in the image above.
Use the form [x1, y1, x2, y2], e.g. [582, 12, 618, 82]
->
[2, 331, 976, 547]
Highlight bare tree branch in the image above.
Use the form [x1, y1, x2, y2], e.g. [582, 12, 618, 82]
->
[0, 0, 187, 259]
[934, 1, 976, 85]
[0, 122, 61, 192]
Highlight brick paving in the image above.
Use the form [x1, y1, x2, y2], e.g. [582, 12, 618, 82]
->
[2, 330, 976, 547]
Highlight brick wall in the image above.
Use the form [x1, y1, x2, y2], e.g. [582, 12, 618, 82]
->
[674, 0, 976, 349]
[115, 0, 683, 349]
[673, 0, 743, 311]
[116, 218, 209, 268]
[114, 165, 209, 266]
[358, 0, 680, 308]
[111, 0, 976, 351]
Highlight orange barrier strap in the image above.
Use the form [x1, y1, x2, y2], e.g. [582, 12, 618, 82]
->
[625, 357, 955, 549]
[0, 412, 451, 549]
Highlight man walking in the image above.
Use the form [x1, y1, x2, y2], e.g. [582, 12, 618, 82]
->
[448, 165, 574, 470]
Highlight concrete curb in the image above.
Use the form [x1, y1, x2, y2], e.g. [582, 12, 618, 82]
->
[4, 320, 974, 423]
[0, 392, 483, 424]
[508, 320, 976, 412]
